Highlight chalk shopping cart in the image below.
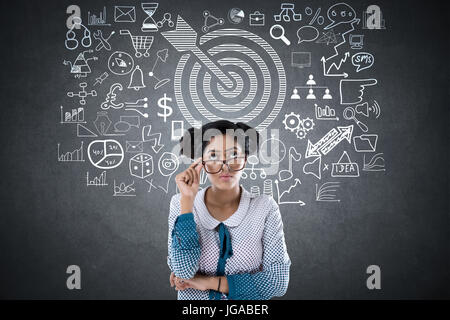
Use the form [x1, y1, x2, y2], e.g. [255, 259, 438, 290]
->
[120, 30, 154, 58]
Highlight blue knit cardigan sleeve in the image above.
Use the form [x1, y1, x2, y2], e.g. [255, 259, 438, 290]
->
[226, 199, 291, 300]
[167, 194, 201, 280]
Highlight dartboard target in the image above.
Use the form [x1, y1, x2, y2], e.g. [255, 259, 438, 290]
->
[173, 29, 286, 131]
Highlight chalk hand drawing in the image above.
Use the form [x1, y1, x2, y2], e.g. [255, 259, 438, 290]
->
[274, 179, 306, 206]
[142, 125, 164, 154]
[161, 15, 286, 131]
[58, 141, 85, 162]
[157, 152, 180, 193]
[130, 153, 154, 179]
[355, 101, 381, 118]
[63, 50, 98, 78]
[305, 125, 353, 158]
[141, 3, 159, 32]
[93, 30, 115, 51]
[114, 6, 136, 23]
[86, 171, 108, 186]
[67, 82, 97, 105]
[157, 94, 173, 123]
[316, 182, 341, 202]
[202, 10, 224, 33]
[303, 156, 322, 180]
[274, 3, 302, 22]
[271, 24, 291, 46]
[279, 147, 302, 181]
[343, 106, 368, 132]
[126, 141, 144, 153]
[283, 112, 315, 140]
[101, 83, 124, 110]
[113, 180, 136, 197]
[87, 140, 124, 170]
[249, 11, 265, 26]
[363, 153, 386, 172]
[241, 155, 266, 180]
[331, 151, 360, 178]
[65, 16, 91, 50]
[340, 79, 378, 105]
[353, 134, 378, 152]
[120, 30, 154, 58]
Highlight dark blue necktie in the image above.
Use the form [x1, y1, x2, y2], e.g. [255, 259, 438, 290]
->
[209, 222, 233, 300]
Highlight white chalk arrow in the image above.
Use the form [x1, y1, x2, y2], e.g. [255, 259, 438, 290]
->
[305, 125, 353, 158]
[321, 54, 349, 78]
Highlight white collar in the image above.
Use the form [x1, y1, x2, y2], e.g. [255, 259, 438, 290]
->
[194, 184, 255, 230]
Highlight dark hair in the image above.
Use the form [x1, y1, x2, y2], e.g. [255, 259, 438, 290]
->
[179, 120, 260, 160]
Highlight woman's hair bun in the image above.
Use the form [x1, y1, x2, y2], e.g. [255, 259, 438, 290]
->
[179, 120, 260, 159]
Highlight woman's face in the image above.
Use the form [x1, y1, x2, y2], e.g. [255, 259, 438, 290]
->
[203, 134, 246, 191]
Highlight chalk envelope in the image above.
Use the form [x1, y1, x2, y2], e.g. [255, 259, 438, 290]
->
[126, 141, 144, 153]
[114, 6, 136, 22]
[297, 26, 319, 44]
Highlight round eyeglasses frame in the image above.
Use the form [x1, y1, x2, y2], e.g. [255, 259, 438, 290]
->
[202, 155, 247, 174]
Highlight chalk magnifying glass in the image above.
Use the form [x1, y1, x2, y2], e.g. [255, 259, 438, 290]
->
[343, 107, 368, 132]
[270, 24, 291, 46]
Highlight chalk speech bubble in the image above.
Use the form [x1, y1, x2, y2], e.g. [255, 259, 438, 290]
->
[324, 2, 357, 30]
[351, 52, 374, 72]
[297, 26, 319, 44]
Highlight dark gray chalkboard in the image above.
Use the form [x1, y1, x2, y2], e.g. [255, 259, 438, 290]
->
[0, 0, 448, 299]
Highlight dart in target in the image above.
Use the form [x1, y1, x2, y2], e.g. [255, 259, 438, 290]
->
[161, 16, 286, 131]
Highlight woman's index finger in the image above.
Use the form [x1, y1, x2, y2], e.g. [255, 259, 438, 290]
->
[190, 157, 202, 168]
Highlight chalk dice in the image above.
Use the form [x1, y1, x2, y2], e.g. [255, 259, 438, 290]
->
[129, 153, 153, 179]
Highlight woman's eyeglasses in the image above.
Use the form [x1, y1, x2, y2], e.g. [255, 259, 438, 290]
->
[202, 155, 247, 174]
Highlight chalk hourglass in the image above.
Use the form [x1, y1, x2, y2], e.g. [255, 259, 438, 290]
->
[141, 3, 159, 32]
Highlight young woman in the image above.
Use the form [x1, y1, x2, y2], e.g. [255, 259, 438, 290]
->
[167, 120, 291, 300]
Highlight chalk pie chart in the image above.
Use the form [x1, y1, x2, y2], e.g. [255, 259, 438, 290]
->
[228, 8, 245, 24]
[88, 139, 124, 169]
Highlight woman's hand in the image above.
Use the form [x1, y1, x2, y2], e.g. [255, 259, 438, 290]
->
[175, 157, 203, 198]
[170, 272, 190, 291]
[175, 157, 203, 213]
[170, 273, 227, 293]
[179, 274, 216, 292]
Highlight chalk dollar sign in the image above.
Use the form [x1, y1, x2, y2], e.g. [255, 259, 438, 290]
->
[157, 93, 173, 122]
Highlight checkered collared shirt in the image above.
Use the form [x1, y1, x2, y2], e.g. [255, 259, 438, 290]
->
[167, 185, 291, 300]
